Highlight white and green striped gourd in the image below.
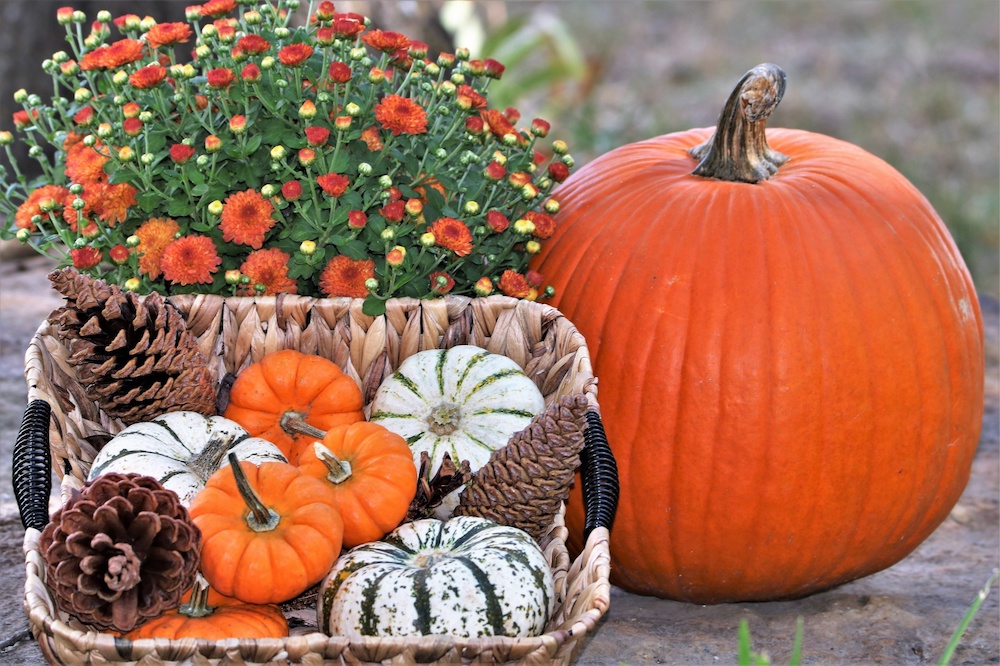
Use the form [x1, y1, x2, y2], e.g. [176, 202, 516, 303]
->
[318, 516, 555, 639]
[86, 410, 287, 505]
[369, 345, 545, 516]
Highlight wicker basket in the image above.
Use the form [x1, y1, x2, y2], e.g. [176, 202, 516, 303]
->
[14, 294, 619, 665]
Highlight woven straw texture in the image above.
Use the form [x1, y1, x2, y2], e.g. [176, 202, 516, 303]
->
[21, 294, 612, 665]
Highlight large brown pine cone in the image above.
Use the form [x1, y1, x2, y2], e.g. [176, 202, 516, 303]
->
[38, 473, 202, 632]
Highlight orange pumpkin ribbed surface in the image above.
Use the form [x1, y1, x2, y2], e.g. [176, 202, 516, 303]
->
[531, 64, 985, 603]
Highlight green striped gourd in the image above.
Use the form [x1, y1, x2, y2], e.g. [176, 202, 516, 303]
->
[318, 516, 554, 638]
[369, 345, 544, 516]
[87, 411, 287, 505]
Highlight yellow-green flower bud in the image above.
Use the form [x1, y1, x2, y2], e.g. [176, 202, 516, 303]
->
[349, 47, 366, 61]
[380, 228, 395, 241]
[378, 175, 392, 188]
[491, 150, 507, 166]
[270, 145, 286, 160]
[140, 152, 154, 165]
[521, 183, 539, 200]
[83, 134, 97, 147]
[244, 10, 262, 24]
[525, 240, 541, 254]
[364, 277, 379, 291]
[420, 232, 435, 247]
[181, 63, 196, 79]
[552, 140, 569, 155]
[544, 198, 560, 214]
[71, 197, 86, 210]
[52, 51, 69, 63]
[463, 201, 480, 215]
[139, 16, 156, 31]
[561, 154, 575, 167]
[450, 73, 465, 85]
[111, 70, 127, 86]
[28, 145, 43, 158]
[126, 235, 141, 247]
[96, 10, 112, 23]
[16, 228, 31, 243]
[74, 88, 92, 103]
[72, 10, 86, 24]
[275, 27, 290, 39]
[513, 218, 535, 235]
[195, 45, 211, 59]
[27, 93, 42, 106]
[13, 89, 28, 104]
[0, 131, 13, 146]
[225, 270, 242, 285]
[358, 162, 372, 176]
[139, 111, 154, 123]
[208, 200, 224, 216]
[96, 123, 112, 138]
[440, 81, 456, 95]
[261, 184, 277, 197]
[118, 146, 135, 161]
[345, 102, 361, 117]
[202, 24, 218, 38]
[124, 277, 141, 291]
[425, 63, 440, 76]
[196, 154, 210, 167]
[69, 183, 84, 195]
[299, 240, 317, 255]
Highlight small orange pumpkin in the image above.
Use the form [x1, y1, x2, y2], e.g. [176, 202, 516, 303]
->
[223, 349, 365, 464]
[189, 455, 344, 604]
[124, 575, 288, 640]
[295, 420, 417, 548]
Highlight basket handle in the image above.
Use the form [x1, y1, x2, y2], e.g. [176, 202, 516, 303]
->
[581, 410, 619, 539]
[13, 399, 53, 531]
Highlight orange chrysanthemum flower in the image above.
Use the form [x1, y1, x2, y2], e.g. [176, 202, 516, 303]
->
[199, 0, 237, 18]
[129, 64, 167, 89]
[80, 39, 144, 70]
[319, 255, 375, 298]
[361, 29, 411, 54]
[374, 95, 428, 136]
[239, 248, 298, 296]
[278, 43, 314, 67]
[429, 217, 473, 257]
[523, 210, 556, 240]
[135, 217, 181, 279]
[146, 22, 193, 49]
[360, 126, 383, 152]
[481, 109, 520, 141]
[160, 235, 222, 285]
[92, 182, 138, 226]
[220, 189, 276, 249]
[70, 246, 103, 270]
[498, 269, 531, 298]
[64, 141, 109, 185]
[14, 185, 69, 230]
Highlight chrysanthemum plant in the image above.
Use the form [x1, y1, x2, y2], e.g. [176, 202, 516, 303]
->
[0, 0, 575, 315]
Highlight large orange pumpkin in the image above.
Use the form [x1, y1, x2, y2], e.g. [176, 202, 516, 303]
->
[531, 64, 985, 603]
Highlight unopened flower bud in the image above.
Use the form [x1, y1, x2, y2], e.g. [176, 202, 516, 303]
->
[140, 152, 154, 165]
[405, 199, 423, 217]
[0, 131, 14, 146]
[56, 8, 74, 25]
[28, 145, 44, 158]
[196, 154, 210, 167]
[229, 114, 247, 134]
[552, 139, 569, 155]
[261, 183, 277, 197]
[225, 270, 242, 285]
[95, 10, 112, 23]
[126, 234, 141, 247]
[139, 111, 154, 122]
[72, 10, 86, 23]
[299, 240, 317, 255]
[83, 134, 96, 147]
[463, 201, 480, 215]
[513, 218, 535, 235]
[358, 162, 372, 176]
[74, 88, 92, 102]
[118, 146, 135, 161]
[334, 115, 352, 131]
[377, 175, 392, 188]
[96, 122, 112, 138]
[195, 45, 211, 59]
[208, 200, 224, 216]
[420, 232, 435, 247]
[52, 50, 69, 63]
[26, 93, 42, 106]
[349, 47, 366, 61]
[298, 100, 317, 119]
[425, 62, 440, 76]
[71, 197, 86, 210]
[525, 240, 541, 254]
[474, 276, 493, 296]
[386, 245, 406, 267]
[274, 27, 290, 39]
[260, 55, 275, 69]
[16, 228, 31, 242]
[449, 73, 465, 85]
[368, 67, 386, 83]
[439, 81, 456, 95]
[244, 10, 262, 24]
[205, 135, 222, 152]
[364, 277, 379, 291]
[345, 102, 361, 116]
[455, 47, 470, 61]
[124, 277, 141, 291]
[521, 183, 539, 200]
[544, 198, 560, 214]
[380, 228, 395, 241]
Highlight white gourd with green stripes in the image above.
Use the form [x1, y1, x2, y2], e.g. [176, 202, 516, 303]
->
[86, 410, 287, 505]
[369, 345, 545, 516]
[318, 516, 555, 638]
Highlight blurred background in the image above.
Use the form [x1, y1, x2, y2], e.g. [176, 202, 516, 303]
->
[1, 0, 997, 296]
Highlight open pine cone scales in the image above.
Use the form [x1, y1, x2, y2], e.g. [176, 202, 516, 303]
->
[456, 394, 591, 540]
[47, 268, 216, 425]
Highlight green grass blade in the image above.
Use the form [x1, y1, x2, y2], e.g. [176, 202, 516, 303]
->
[938, 570, 1000, 666]
[738, 619, 754, 666]
[789, 617, 804, 666]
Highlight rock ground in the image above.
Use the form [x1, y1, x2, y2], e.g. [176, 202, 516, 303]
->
[0, 252, 997, 665]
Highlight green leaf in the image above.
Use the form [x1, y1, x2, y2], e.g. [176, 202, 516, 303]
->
[340, 240, 368, 259]
[362, 295, 386, 316]
[166, 198, 193, 218]
[190, 183, 210, 197]
[245, 134, 263, 155]
[137, 192, 160, 213]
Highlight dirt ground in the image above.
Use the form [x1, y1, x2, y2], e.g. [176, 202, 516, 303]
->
[0, 251, 997, 665]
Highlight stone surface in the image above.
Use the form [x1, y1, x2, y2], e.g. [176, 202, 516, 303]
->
[0, 254, 997, 664]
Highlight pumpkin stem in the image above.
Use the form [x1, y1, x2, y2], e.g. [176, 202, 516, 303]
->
[178, 574, 216, 619]
[689, 63, 789, 183]
[188, 432, 241, 483]
[279, 413, 353, 483]
[313, 441, 353, 484]
[227, 452, 281, 532]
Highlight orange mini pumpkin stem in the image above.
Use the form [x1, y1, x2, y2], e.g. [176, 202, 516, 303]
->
[689, 62, 789, 183]
[278, 414, 353, 483]
[178, 574, 215, 619]
[226, 452, 281, 531]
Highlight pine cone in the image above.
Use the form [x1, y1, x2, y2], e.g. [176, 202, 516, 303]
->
[38, 473, 202, 632]
[48, 268, 216, 425]
[455, 393, 590, 540]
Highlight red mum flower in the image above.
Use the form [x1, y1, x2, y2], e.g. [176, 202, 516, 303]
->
[429, 271, 455, 295]
[485, 210, 509, 233]
[483, 58, 505, 79]
[14, 185, 69, 231]
[129, 64, 167, 89]
[199, 0, 236, 18]
[319, 255, 375, 298]
[146, 22, 192, 48]
[92, 181, 138, 226]
[548, 162, 570, 183]
[380, 201, 405, 223]
[305, 126, 330, 147]
[456, 85, 487, 111]
[70, 246, 103, 270]
[12, 110, 38, 128]
[278, 43, 314, 67]
[105, 39, 146, 67]
[347, 210, 367, 229]
[206, 67, 235, 88]
[331, 16, 364, 38]
[484, 161, 506, 182]
[362, 29, 411, 54]
[328, 61, 352, 84]
[430, 217, 473, 257]
[109, 244, 130, 264]
[481, 109, 518, 141]
[375, 95, 428, 136]
[241, 63, 261, 81]
[220, 189, 276, 248]
[135, 217, 180, 279]
[315, 1, 336, 21]
[237, 34, 270, 54]
[525, 269, 544, 288]
[523, 210, 556, 239]
[498, 269, 531, 298]
[240, 248, 297, 296]
[122, 117, 143, 137]
[464, 116, 485, 136]
[56, 7, 75, 24]
[531, 118, 551, 137]
[160, 235, 221, 285]
[317, 173, 350, 197]
[72, 106, 95, 126]
[281, 180, 302, 201]
[169, 144, 196, 164]
[113, 14, 141, 30]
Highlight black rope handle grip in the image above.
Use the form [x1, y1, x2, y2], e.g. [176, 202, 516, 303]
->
[581, 409, 619, 540]
[13, 399, 52, 531]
